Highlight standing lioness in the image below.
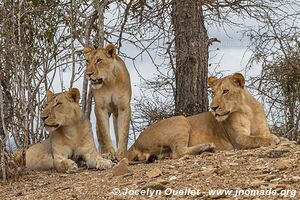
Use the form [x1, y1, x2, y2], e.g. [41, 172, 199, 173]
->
[83, 44, 131, 160]
[128, 73, 280, 161]
[25, 88, 113, 172]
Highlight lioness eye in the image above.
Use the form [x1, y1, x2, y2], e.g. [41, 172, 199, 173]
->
[223, 89, 229, 94]
[55, 102, 62, 107]
[86, 59, 89, 63]
[96, 58, 102, 63]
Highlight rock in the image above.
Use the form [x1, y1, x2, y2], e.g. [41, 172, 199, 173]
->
[269, 177, 282, 182]
[200, 152, 214, 158]
[122, 172, 133, 178]
[13, 189, 22, 197]
[215, 166, 229, 176]
[242, 152, 255, 156]
[225, 151, 235, 156]
[279, 140, 297, 146]
[261, 149, 288, 158]
[169, 176, 177, 181]
[291, 176, 300, 183]
[254, 174, 268, 179]
[135, 180, 147, 185]
[141, 181, 166, 191]
[112, 158, 129, 176]
[229, 162, 239, 166]
[263, 183, 286, 191]
[294, 151, 300, 155]
[146, 167, 162, 178]
[262, 168, 271, 173]
[250, 180, 265, 188]
[179, 155, 193, 160]
[264, 175, 277, 181]
[274, 145, 291, 152]
[209, 194, 227, 199]
[275, 159, 292, 171]
[279, 137, 290, 142]
[201, 166, 216, 175]
[156, 178, 169, 185]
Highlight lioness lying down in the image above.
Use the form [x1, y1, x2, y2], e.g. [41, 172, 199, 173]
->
[128, 73, 280, 161]
[25, 88, 113, 172]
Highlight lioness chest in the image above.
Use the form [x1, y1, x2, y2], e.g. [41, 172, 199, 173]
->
[93, 87, 128, 114]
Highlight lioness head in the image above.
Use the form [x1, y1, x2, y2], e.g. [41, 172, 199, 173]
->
[83, 44, 117, 89]
[41, 88, 81, 132]
[208, 72, 246, 122]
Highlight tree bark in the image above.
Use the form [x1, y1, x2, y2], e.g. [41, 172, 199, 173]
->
[173, 0, 209, 116]
[82, 1, 108, 119]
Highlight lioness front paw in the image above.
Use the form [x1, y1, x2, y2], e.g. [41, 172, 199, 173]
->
[269, 134, 280, 145]
[116, 149, 127, 161]
[66, 162, 79, 173]
[58, 159, 78, 173]
[96, 158, 114, 170]
[101, 148, 116, 161]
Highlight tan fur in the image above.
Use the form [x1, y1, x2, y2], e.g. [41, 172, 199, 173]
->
[83, 44, 131, 160]
[128, 73, 280, 161]
[25, 88, 113, 172]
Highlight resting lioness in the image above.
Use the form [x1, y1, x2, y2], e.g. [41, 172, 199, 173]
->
[24, 88, 113, 172]
[83, 44, 131, 160]
[128, 73, 280, 161]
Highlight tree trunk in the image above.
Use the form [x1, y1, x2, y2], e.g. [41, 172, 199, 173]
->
[82, 1, 107, 119]
[173, 0, 209, 116]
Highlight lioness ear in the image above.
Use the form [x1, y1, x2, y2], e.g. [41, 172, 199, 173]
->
[208, 76, 218, 88]
[83, 45, 93, 56]
[68, 88, 80, 103]
[105, 44, 116, 58]
[231, 72, 245, 87]
[46, 90, 54, 100]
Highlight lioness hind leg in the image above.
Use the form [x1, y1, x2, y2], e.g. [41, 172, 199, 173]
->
[171, 143, 216, 159]
[113, 115, 119, 148]
[115, 108, 131, 161]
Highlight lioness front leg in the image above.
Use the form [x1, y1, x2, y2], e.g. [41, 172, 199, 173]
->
[235, 134, 280, 149]
[53, 155, 78, 173]
[226, 118, 280, 149]
[95, 108, 115, 159]
[115, 107, 131, 160]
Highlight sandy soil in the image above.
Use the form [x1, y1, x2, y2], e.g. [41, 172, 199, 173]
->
[1, 138, 299, 200]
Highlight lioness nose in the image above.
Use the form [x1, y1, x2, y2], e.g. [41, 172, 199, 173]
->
[211, 105, 219, 111]
[86, 72, 94, 77]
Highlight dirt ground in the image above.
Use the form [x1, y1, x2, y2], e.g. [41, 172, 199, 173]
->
[1, 138, 299, 200]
